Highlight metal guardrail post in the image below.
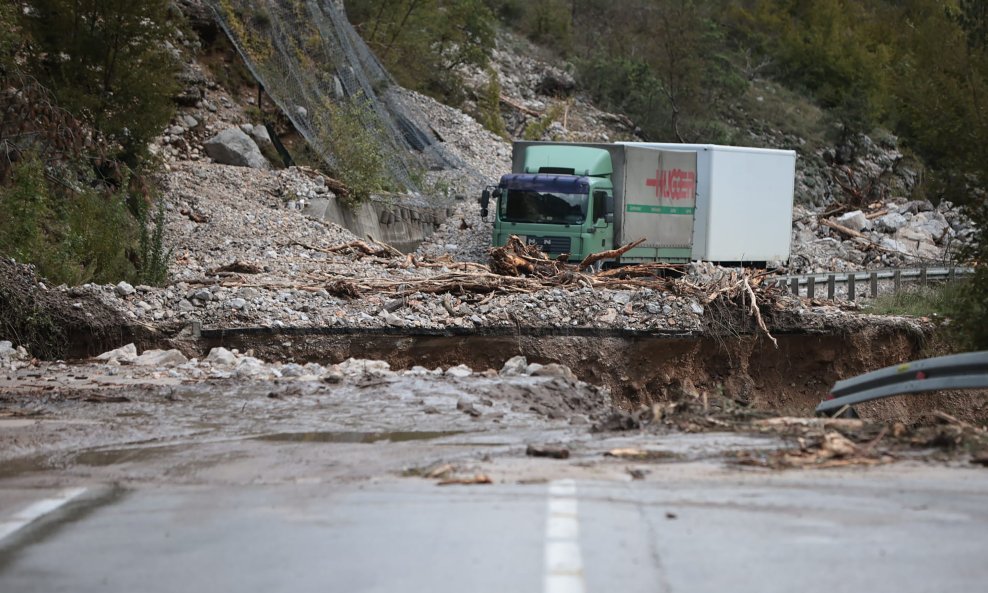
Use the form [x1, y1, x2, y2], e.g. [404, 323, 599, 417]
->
[827, 274, 835, 300]
[816, 351, 988, 415]
[790, 277, 798, 296]
[848, 274, 856, 301]
[807, 276, 815, 299]
[920, 267, 928, 286]
[870, 272, 878, 298]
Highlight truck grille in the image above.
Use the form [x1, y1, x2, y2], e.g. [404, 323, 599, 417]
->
[524, 235, 572, 254]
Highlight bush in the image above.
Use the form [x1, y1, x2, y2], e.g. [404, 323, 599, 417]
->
[0, 154, 162, 286]
[316, 99, 392, 205]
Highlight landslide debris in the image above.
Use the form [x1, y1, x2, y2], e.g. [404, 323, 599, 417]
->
[0, 258, 133, 360]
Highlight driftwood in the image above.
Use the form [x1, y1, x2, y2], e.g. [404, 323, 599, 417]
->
[293, 166, 351, 198]
[578, 238, 646, 271]
[294, 239, 403, 259]
[499, 94, 541, 117]
[207, 260, 263, 275]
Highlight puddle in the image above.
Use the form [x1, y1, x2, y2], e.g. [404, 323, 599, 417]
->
[72, 445, 183, 467]
[253, 431, 463, 444]
[0, 454, 52, 479]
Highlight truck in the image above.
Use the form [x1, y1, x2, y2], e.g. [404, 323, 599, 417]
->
[480, 141, 796, 267]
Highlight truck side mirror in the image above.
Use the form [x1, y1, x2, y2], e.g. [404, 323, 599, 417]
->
[480, 189, 490, 219]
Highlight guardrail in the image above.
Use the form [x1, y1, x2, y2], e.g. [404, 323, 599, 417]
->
[816, 351, 988, 415]
[771, 266, 974, 300]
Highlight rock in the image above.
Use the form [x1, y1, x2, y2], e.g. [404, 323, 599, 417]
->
[525, 444, 570, 459]
[445, 364, 473, 378]
[338, 358, 392, 378]
[233, 356, 268, 378]
[874, 212, 907, 233]
[599, 308, 618, 323]
[203, 127, 269, 169]
[227, 298, 247, 310]
[531, 363, 576, 382]
[836, 210, 870, 232]
[280, 363, 305, 377]
[611, 291, 632, 305]
[456, 398, 482, 417]
[321, 368, 344, 383]
[205, 347, 238, 367]
[536, 71, 576, 97]
[500, 355, 528, 376]
[133, 349, 189, 367]
[115, 281, 136, 297]
[96, 343, 139, 364]
[250, 124, 272, 146]
[525, 362, 544, 375]
[0, 340, 14, 359]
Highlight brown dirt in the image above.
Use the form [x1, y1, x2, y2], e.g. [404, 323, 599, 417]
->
[197, 324, 987, 425]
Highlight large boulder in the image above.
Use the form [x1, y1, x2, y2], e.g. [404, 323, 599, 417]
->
[203, 127, 269, 169]
[836, 210, 870, 232]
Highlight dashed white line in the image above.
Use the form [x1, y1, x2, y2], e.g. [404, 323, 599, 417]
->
[0, 487, 88, 542]
[544, 479, 585, 593]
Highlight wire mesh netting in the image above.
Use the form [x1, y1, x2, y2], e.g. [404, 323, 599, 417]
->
[205, 0, 464, 193]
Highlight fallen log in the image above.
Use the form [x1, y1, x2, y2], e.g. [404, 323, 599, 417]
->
[499, 94, 541, 117]
[578, 238, 646, 271]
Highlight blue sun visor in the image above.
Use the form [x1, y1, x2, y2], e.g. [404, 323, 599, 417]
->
[498, 174, 590, 195]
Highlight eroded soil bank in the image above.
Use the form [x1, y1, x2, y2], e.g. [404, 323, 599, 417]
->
[196, 324, 984, 423]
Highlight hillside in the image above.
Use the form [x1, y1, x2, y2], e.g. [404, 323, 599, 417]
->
[0, 0, 985, 353]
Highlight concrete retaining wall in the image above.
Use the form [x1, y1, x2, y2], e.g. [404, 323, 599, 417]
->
[304, 196, 452, 253]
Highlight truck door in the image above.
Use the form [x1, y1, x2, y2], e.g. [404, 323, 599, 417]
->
[621, 148, 697, 260]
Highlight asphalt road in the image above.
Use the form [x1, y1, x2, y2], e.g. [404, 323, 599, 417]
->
[2, 462, 987, 593]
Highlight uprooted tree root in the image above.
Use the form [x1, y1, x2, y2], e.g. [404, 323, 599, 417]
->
[0, 258, 131, 359]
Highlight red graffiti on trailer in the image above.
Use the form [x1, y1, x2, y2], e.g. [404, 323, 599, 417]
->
[645, 168, 696, 200]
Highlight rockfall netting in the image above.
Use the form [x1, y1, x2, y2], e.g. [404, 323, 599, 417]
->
[205, 0, 463, 192]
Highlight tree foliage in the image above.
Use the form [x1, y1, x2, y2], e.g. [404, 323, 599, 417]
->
[0, 1, 181, 286]
[19, 0, 180, 164]
[345, 0, 496, 105]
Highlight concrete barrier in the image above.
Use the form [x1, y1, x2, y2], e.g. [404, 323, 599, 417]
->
[304, 195, 451, 253]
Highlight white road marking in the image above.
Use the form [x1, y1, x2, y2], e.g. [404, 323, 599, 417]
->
[0, 487, 88, 542]
[544, 479, 585, 593]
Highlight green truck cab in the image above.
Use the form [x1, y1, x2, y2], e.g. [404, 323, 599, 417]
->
[481, 144, 615, 261]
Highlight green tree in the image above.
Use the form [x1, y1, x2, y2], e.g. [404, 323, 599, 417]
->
[346, 0, 495, 104]
[20, 0, 180, 164]
[571, 0, 745, 142]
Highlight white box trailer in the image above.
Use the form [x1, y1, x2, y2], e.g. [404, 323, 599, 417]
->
[624, 143, 796, 264]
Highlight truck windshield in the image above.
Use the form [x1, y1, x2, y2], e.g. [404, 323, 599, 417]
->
[500, 190, 588, 224]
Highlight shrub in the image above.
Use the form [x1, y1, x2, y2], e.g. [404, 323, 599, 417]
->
[0, 153, 158, 286]
[316, 99, 392, 205]
[477, 69, 508, 138]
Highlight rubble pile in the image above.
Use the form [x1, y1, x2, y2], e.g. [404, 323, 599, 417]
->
[790, 198, 973, 273]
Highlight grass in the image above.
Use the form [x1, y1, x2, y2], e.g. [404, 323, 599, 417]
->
[863, 282, 967, 318]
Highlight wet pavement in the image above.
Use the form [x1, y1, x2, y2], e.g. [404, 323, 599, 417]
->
[2, 464, 988, 593]
[2, 361, 988, 592]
